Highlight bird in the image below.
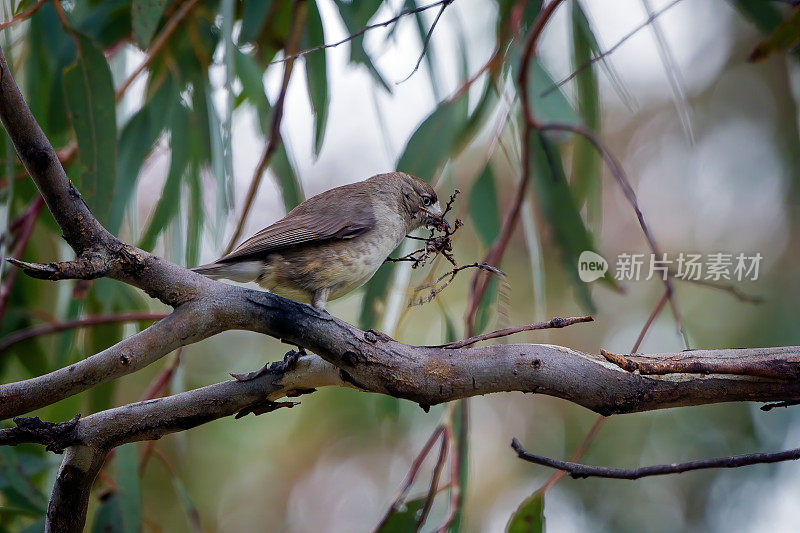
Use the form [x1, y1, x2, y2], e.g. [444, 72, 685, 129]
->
[192, 172, 447, 311]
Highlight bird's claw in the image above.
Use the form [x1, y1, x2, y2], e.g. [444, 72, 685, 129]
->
[230, 348, 304, 382]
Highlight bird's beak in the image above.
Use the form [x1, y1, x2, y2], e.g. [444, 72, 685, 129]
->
[422, 202, 450, 231]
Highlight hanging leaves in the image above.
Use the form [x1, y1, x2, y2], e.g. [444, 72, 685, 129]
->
[62, 32, 117, 226]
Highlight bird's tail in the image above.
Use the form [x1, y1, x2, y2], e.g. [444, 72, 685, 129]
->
[191, 260, 263, 283]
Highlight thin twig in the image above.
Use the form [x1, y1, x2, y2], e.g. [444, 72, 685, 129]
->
[512, 438, 800, 480]
[271, 0, 456, 65]
[223, 0, 306, 256]
[439, 315, 593, 349]
[542, 0, 685, 97]
[540, 414, 605, 491]
[417, 428, 449, 530]
[0, 312, 167, 352]
[374, 426, 446, 531]
[396, 0, 453, 85]
[631, 289, 669, 353]
[539, 122, 688, 347]
[0, 0, 47, 31]
[0, 195, 43, 322]
[435, 401, 464, 533]
[465, 0, 566, 335]
[409, 262, 500, 307]
[675, 275, 763, 304]
[114, 0, 202, 101]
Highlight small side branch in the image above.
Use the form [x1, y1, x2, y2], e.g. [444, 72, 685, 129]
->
[8, 255, 111, 281]
[438, 315, 593, 349]
[511, 438, 800, 480]
[0, 312, 168, 352]
[600, 347, 800, 379]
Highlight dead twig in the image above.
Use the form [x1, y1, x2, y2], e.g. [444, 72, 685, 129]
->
[272, 0, 457, 65]
[0, 312, 168, 352]
[410, 262, 502, 307]
[396, 0, 454, 85]
[512, 438, 800, 480]
[386, 189, 463, 271]
[438, 315, 593, 349]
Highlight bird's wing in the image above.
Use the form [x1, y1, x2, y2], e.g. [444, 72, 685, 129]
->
[218, 203, 376, 262]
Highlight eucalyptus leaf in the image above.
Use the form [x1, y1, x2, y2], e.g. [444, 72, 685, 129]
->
[305, 0, 329, 156]
[397, 96, 468, 181]
[131, 0, 168, 48]
[62, 32, 117, 226]
[376, 497, 426, 533]
[468, 164, 500, 247]
[570, 2, 601, 211]
[506, 489, 545, 533]
[115, 443, 141, 533]
[529, 133, 599, 311]
[138, 107, 191, 251]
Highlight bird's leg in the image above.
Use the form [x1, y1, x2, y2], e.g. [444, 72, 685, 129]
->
[310, 287, 331, 311]
[230, 348, 303, 382]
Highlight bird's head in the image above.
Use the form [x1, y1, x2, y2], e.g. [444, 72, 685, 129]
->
[375, 172, 448, 231]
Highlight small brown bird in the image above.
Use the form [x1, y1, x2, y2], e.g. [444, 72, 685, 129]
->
[193, 172, 446, 310]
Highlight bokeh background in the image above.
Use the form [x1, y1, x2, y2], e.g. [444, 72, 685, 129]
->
[2, 0, 800, 531]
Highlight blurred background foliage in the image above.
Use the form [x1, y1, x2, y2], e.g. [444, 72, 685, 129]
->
[1, 0, 800, 531]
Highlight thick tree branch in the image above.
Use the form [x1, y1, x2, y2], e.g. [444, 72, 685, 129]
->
[45, 445, 106, 533]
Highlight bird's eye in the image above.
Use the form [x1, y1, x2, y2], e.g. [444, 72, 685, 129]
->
[421, 195, 432, 206]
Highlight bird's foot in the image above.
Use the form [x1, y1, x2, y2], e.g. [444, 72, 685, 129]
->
[230, 348, 304, 382]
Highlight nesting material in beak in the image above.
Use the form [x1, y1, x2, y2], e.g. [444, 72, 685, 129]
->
[422, 203, 450, 231]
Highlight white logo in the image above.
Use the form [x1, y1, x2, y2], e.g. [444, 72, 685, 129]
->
[578, 251, 608, 282]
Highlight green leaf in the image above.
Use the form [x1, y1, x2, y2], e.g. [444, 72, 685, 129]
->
[358, 258, 397, 330]
[240, 0, 274, 44]
[0, 449, 47, 516]
[448, 399, 470, 533]
[235, 50, 304, 211]
[272, 143, 305, 212]
[109, 76, 176, 234]
[726, 0, 783, 34]
[529, 133, 598, 311]
[528, 60, 579, 125]
[376, 497, 426, 533]
[27, 3, 75, 140]
[186, 163, 203, 268]
[115, 443, 141, 533]
[138, 107, 191, 251]
[468, 164, 500, 247]
[570, 2, 601, 211]
[91, 494, 123, 533]
[749, 7, 800, 61]
[397, 96, 468, 181]
[235, 49, 271, 131]
[304, 1, 329, 156]
[473, 276, 498, 335]
[131, 0, 168, 47]
[334, 0, 391, 92]
[62, 32, 117, 226]
[506, 489, 545, 533]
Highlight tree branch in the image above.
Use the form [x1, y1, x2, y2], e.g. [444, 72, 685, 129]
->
[0, 312, 168, 352]
[45, 445, 106, 533]
[511, 438, 800, 480]
[270, 0, 457, 65]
